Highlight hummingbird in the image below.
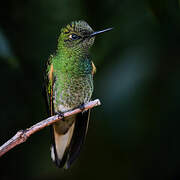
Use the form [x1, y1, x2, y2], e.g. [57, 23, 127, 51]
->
[45, 20, 112, 169]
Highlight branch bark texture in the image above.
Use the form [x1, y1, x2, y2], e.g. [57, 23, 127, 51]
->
[0, 99, 101, 157]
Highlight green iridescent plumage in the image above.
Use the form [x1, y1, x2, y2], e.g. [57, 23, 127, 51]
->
[47, 21, 94, 112]
[45, 20, 112, 169]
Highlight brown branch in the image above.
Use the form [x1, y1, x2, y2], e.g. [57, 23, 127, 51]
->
[0, 99, 101, 158]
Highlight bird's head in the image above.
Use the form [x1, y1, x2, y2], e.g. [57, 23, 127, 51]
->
[57, 20, 112, 53]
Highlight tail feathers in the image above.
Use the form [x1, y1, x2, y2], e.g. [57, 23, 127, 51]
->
[51, 110, 90, 169]
[51, 123, 75, 168]
[65, 110, 90, 168]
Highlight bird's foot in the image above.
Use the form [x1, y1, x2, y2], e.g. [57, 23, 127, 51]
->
[79, 103, 85, 111]
[57, 112, 65, 121]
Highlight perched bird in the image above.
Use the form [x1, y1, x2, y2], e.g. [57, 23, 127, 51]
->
[45, 20, 112, 169]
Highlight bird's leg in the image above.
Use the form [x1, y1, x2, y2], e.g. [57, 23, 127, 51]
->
[79, 103, 85, 111]
[57, 111, 65, 121]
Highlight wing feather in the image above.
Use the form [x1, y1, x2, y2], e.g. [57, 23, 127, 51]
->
[92, 61, 96, 75]
[44, 56, 92, 169]
[45, 56, 54, 116]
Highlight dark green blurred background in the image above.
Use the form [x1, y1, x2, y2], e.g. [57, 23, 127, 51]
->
[1, 0, 180, 179]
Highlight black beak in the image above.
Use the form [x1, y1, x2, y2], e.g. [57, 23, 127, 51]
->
[90, 27, 113, 37]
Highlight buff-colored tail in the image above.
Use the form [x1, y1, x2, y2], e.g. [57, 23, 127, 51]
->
[50, 110, 90, 169]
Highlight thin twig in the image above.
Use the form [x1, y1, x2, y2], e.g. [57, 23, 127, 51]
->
[0, 99, 101, 157]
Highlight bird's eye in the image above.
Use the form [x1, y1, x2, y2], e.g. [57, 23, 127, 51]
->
[69, 34, 80, 40]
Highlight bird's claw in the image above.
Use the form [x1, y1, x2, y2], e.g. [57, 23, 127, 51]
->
[57, 112, 65, 121]
[79, 103, 85, 111]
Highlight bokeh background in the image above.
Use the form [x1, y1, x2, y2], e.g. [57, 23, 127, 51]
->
[0, 0, 180, 179]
